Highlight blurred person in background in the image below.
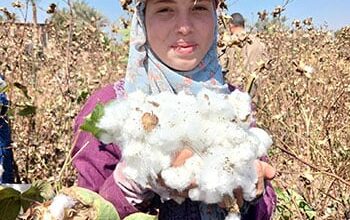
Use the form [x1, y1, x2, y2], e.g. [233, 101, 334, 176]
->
[221, 13, 267, 98]
[0, 74, 14, 183]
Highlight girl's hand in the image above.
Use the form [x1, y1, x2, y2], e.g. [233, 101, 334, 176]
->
[157, 147, 196, 198]
[171, 147, 194, 167]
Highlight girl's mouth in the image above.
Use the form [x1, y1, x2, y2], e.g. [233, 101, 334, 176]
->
[171, 43, 197, 55]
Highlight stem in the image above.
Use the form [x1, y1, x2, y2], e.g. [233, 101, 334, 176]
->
[275, 136, 350, 187]
[65, 0, 74, 91]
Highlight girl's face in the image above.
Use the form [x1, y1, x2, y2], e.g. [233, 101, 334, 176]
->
[145, 0, 215, 71]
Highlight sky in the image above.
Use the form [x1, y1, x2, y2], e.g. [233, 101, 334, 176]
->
[1, 0, 350, 31]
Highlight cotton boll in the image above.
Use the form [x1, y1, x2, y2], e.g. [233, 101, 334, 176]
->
[249, 127, 273, 157]
[99, 100, 129, 131]
[225, 213, 241, 220]
[188, 187, 223, 204]
[147, 131, 182, 154]
[122, 110, 146, 141]
[161, 166, 193, 192]
[122, 157, 154, 187]
[188, 188, 202, 201]
[227, 90, 252, 122]
[198, 123, 230, 149]
[98, 132, 115, 144]
[121, 140, 145, 158]
[198, 145, 259, 203]
[126, 90, 147, 108]
[189, 126, 211, 151]
[146, 120, 184, 154]
[147, 91, 174, 107]
[98, 100, 132, 144]
[196, 149, 235, 202]
[196, 89, 215, 116]
[47, 194, 76, 220]
[161, 155, 202, 191]
[231, 136, 260, 164]
[123, 166, 143, 186]
[143, 147, 172, 174]
[233, 160, 258, 201]
[224, 123, 249, 147]
[94, 88, 273, 206]
[197, 89, 233, 122]
[122, 142, 171, 187]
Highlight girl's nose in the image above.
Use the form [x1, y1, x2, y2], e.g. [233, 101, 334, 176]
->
[176, 14, 193, 35]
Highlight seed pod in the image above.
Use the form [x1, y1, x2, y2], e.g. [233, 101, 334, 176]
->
[141, 112, 159, 132]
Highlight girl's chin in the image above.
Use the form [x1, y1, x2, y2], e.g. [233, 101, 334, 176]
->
[166, 59, 199, 72]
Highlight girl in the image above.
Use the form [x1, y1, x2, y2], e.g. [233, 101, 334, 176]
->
[72, 0, 276, 219]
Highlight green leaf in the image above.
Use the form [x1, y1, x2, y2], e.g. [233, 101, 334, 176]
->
[288, 189, 316, 219]
[80, 103, 104, 138]
[32, 181, 55, 200]
[275, 187, 290, 203]
[77, 90, 89, 104]
[18, 105, 36, 116]
[13, 82, 30, 100]
[275, 187, 292, 219]
[124, 213, 158, 220]
[0, 187, 21, 220]
[119, 28, 130, 43]
[61, 186, 120, 220]
[21, 181, 54, 212]
[0, 84, 9, 93]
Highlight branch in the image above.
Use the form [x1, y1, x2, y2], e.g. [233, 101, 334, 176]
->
[65, 0, 74, 90]
[282, 0, 294, 9]
[274, 136, 350, 188]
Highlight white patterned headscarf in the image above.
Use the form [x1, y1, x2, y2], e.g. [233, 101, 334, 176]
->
[124, 0, 229, 95]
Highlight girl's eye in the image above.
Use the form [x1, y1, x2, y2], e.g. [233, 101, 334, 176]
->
[192, 5, 208, 11]
[157, 8, 173, 13]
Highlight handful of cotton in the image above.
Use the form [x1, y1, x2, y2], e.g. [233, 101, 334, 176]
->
[87, 88, 272, 218]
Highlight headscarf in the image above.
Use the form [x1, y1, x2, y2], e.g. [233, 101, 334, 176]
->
[124, 0, 229, 95]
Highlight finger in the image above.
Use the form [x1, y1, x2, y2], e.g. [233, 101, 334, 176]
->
[254, 161, 276, 196]
[233, 187, 244, 207]
[261, 161, 276, 180]
[172, 148, 193, 167]
[256, 172, 265, 196]
[170, 189, 188, 198]
[188, 179, 198, 189]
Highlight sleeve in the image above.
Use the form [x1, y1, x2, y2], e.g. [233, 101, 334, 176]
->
[242, 181, 276, 220]
[71, 84, 138, 219]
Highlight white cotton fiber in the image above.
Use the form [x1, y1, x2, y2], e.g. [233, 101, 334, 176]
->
[47, 194, 76, 220]
[96, 88, 273, 217]
[161, 155, 202, 191]
[249, 127, 273, 157]
[225, 212, 241, 220]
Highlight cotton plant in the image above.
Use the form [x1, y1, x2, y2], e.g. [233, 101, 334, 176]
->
[43, 194, 77, 220]
[24, 186, 120, 220]
[82, 88, 273, 219]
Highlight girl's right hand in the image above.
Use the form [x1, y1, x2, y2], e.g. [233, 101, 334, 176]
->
[157, 147, 197, 198]
[171, 147, 194, 167]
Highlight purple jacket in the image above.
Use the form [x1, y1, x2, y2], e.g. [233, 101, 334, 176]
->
[72, 83, 277, 219]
